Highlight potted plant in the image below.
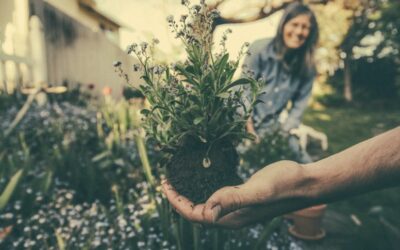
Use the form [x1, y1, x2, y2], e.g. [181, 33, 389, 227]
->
[117, 0, 261, 203]
[287, 204, 327, 240]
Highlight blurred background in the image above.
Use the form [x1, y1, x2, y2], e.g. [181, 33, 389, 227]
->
[0, 0, 399, 249]
[1, 0, 399, 100]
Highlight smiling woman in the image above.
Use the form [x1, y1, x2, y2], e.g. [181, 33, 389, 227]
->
[244, 2, 319, 164]
[283, 14, 311, 49]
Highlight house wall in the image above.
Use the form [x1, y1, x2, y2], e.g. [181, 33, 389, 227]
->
[1, 0, 30, 56]
[45, 0, 99, 32]
[43, 3, 139, 98]
[44, 0, 119, 43]
[0, 0, 136, 97]
[0, 0, 32, 92]
[0, 1, 15, 48]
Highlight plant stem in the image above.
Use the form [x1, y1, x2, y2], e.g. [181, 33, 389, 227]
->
[193, 224, 200, 250]
[135, 132, 155, 187]
[253, 217, 282, 250]
[0, 169, 23, 211]
[4, 88, 40, 138]
[172, 218, 183, 250]
[212, 229, 219, 250]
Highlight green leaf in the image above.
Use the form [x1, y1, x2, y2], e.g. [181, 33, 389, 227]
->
[140, 109, 151, 115]
[175, 65, 199, 86]
[185, 65, 196, 74]
[55, 230, 66, 250]
[199, 135, 207, 143]
[151, 105, 171, 114]
[221, 78, 253, 93]
[42, 168, 53, 194]
[254, 218, 282, 250]
[223, 64, 237, 83]
[0, 170, 23, 211]
[217, 92, 230, 98]
[215, 54, 229, 76]
[188, 95, 202, 105]
[253, 99, 265, 105]
[91, 151, 111, 162]
[141, 75, 153, 86]
[193, 117, 205, 125]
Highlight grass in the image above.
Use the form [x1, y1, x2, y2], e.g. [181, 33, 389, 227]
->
[304, 102, 400, 155]
[303, 100, 400, 249]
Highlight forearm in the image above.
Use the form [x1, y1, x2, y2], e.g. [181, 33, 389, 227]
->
[198, 128, 400, 228]
[235, 127, 400, 226]
[301, 126, 400, 204]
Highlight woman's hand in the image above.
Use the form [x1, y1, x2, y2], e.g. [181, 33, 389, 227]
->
[246, 118, 260, 144]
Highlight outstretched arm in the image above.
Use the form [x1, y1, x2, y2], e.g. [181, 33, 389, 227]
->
[163, 127, 400, 228]
[304, 126, 400, 203]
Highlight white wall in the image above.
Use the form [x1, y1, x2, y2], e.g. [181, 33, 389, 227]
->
[44, 3, 139, 98]
[45, 0, 101, 32]
[0, 1, 15, 48]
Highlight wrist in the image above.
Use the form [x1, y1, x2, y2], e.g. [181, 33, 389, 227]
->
[298, 161, 328, 204]
[254, 161, 323, 217]
[270, 162, 323, 206]
[265, 161, 313, 202]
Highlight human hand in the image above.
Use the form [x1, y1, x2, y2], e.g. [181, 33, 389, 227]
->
[162, 160, 306, 229]
[161, 179, 268, 229]
[246, 118, 260, 144]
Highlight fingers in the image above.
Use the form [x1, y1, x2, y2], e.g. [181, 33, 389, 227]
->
[203, 185, 247, 223]
[161, 180, 260, 228]
[215, 207, 254, 229]
[161, 180, 206, 223]
[162, 180, 192, 209]
[215, 206, 272, 229]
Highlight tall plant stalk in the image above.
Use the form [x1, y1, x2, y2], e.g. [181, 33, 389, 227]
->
[0, 169, 23, 211]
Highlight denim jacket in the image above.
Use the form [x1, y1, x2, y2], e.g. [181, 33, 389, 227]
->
[242, 38, 314, 133]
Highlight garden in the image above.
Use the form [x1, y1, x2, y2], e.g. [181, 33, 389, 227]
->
[1, 0, 400, 249]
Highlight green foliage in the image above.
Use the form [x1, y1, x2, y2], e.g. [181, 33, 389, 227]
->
[0, 170, 23, 212]
[0, 96, 145, 204]
[240, 129, 297, 175]
[379, 1, 400, 56]
[340, 0, 400, 62]
[325, 55, 399, 103]
[1, 84, 398, 249]
[312, 1, 352, 75]
[122, 1, 261, 155]
[0, 91, 287, 248]
[312, 0, 400, 101]
[304, 103, 400, 250]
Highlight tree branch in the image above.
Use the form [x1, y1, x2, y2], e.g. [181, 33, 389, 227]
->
[210, 0, 330, 30]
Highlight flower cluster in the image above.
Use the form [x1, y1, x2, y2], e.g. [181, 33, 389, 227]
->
[0, 187, 174, 250]
[119, 0, 261, 157]
[0, 76, 299, 250]
[166, 2, 218, 49]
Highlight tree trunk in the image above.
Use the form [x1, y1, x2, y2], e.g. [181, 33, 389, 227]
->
[344, 58, 353, 102]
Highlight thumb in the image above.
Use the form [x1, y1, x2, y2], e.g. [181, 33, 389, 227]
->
[203, 185, 248, 223]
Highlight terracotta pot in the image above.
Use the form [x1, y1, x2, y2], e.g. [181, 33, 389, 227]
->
[0, 226, 13, 241]
[287, 204, 327, 240]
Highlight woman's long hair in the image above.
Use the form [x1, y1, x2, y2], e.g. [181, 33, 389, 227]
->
[272, 2, 319, 78]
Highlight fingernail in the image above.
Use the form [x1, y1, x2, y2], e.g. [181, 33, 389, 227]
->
[211, 205, 221, 222]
